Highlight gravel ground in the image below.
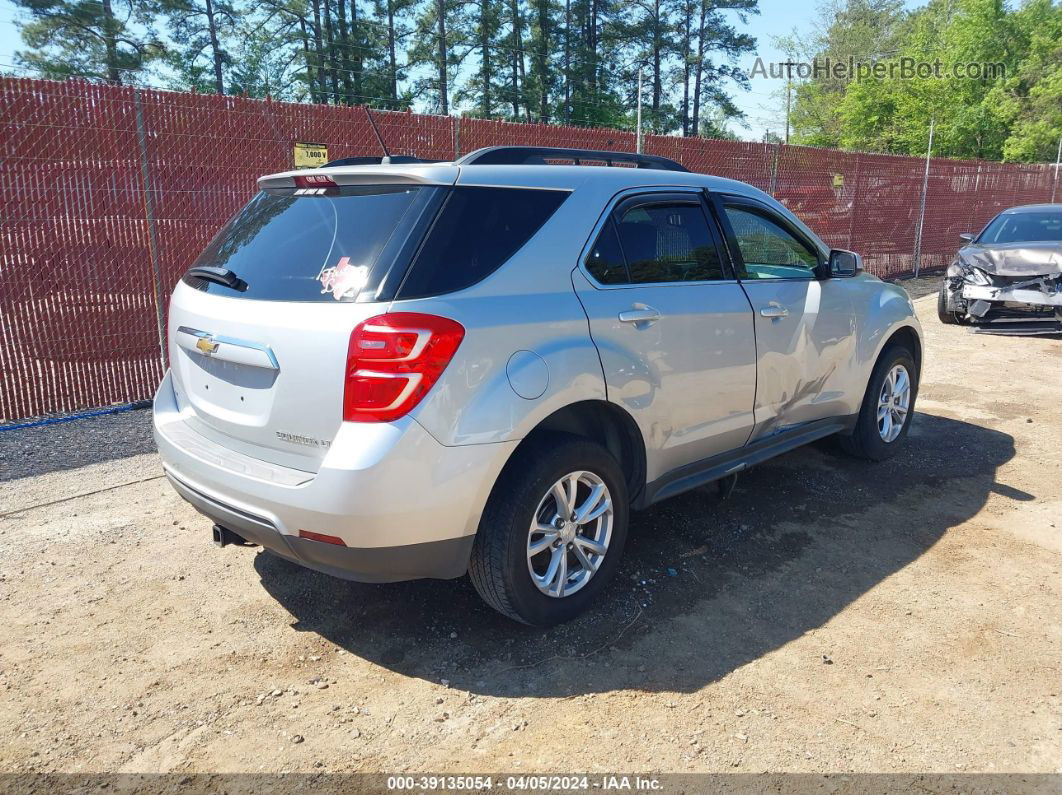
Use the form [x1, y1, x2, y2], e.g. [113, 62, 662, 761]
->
[0, 408, 155, 482]
[889, 271, 944, 300]
[0, 294, 1059, 778]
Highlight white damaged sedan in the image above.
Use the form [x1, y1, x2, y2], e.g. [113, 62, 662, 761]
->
[939, 204, 1062, 334]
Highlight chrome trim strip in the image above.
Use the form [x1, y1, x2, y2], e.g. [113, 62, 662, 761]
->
[176, 326, 280, 370]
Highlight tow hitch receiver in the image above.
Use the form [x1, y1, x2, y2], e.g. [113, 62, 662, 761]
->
[212, 524, 254, 548]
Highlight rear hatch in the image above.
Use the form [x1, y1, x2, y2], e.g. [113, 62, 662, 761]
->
[166, 167, 456, 472]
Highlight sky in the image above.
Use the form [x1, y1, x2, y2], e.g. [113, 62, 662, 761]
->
[0, 0, 824, 143]
[725, 0, 811, 141]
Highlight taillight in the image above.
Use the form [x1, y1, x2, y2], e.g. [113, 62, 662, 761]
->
[293, 174, 337, 189]
[343, 313, 465, 423]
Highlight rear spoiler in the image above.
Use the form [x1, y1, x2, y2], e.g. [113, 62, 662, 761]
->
[258, 165, 459, 190]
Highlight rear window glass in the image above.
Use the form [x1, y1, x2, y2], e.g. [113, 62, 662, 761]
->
[397, 186, 569, 299]
[184, 185, 436, 302]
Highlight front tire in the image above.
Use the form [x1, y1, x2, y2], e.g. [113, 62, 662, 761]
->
[469, 435, 629, 626]
[839, 345, 918, 461]
[937, 283, 961, 324]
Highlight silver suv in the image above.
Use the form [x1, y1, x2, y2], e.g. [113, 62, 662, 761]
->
[154, 146, 923, 626]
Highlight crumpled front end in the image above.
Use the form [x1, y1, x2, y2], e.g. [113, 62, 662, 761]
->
[942, 244, 1062, 333]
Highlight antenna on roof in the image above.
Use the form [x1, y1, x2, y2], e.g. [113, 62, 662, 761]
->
[364, 106, 392, 164]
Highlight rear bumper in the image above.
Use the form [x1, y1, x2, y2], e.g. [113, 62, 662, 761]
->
[166, 471, 474, 582]
[153, 370, 516, 582]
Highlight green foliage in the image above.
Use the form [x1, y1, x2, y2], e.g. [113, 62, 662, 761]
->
[790, 0, 1062, 162]
[226, 24, 303, 98]
[12, 0, 760, 135]
[782, 0, 906, 147]
[15, 0, 164, 83]
[997, 0, 1062, 161]
[155, 0, 238, 94]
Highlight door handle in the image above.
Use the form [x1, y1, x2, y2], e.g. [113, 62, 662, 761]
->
[618, 306, 661, 326]
[759, 302, 789, 319]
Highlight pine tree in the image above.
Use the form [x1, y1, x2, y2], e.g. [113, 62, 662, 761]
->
[689, 0, 757, 136]
[408, 0, 457, 112]
[15, 0, 164, 83]
[526, 0, 558, 121]
[156, 0, 238, 94]
[371, 0, 416, 106]
[503, 0, 529, 120]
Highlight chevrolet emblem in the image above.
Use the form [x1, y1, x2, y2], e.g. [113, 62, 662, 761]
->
[196, 336, 219, 355]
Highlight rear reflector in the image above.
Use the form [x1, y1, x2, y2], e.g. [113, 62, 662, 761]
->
[344, 313, 465, 423]
[298, 529, 347, 546]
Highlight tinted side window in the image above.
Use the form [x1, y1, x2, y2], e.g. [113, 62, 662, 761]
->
[723, 206, 819, 279]
[398, 186, 568, 298]
[585, 218, 629, 284]
[615, 202, 725, 283]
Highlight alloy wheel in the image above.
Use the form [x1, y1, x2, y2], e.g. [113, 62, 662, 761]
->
[877, 364, 911, 443]
[526, 471, 614, 598]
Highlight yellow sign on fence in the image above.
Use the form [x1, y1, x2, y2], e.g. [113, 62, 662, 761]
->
[293, 142, 329, 169]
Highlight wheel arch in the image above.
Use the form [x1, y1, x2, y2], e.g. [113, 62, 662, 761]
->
[504, 400, 647, 506]
[843, 316, 923, 440]
[882, 324, 922, 379]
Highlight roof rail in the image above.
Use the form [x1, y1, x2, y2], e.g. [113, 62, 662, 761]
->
[455, 146, 689, 173]
[322, 155, 441, 167]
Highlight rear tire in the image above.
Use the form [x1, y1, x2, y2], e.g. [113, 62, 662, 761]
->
[839, 345, 918, 462]
[469, 435, 629, 626]
[937, 283, 960, 324]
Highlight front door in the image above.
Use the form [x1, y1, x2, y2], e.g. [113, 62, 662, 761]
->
[714, 195, 856, 441]
[572, 189, 758, 483]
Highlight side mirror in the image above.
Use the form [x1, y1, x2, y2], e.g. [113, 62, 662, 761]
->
[959, 232, 974, 243]
[827, 248, 862, 278]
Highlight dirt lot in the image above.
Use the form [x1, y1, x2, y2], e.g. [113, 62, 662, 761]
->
[1, 294, 1060, 776]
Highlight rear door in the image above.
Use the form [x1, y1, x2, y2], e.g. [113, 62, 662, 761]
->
[712, 194, 856, 440]
[572, 189, 757, 481]
[166, 174, 450, 471]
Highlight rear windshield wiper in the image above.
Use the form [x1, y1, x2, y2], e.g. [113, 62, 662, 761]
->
[186, 266, 248, 292]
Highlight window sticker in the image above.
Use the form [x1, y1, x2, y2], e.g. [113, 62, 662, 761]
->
[319, 256, 369, 300]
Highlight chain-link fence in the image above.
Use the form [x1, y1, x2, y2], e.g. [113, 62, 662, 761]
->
[1, 76, 1058, 421]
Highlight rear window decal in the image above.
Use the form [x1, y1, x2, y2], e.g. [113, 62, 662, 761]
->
[319, 256, 369, 300]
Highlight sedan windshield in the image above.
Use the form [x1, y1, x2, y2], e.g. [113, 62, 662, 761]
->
[978, 210, 1062, 244]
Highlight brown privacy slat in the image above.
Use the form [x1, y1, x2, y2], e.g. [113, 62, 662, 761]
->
[0, 76, 1057, 421]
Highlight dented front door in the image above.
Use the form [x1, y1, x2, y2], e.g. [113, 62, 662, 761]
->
[713, 194, 857, 441]
[741, 278, 856, 440]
